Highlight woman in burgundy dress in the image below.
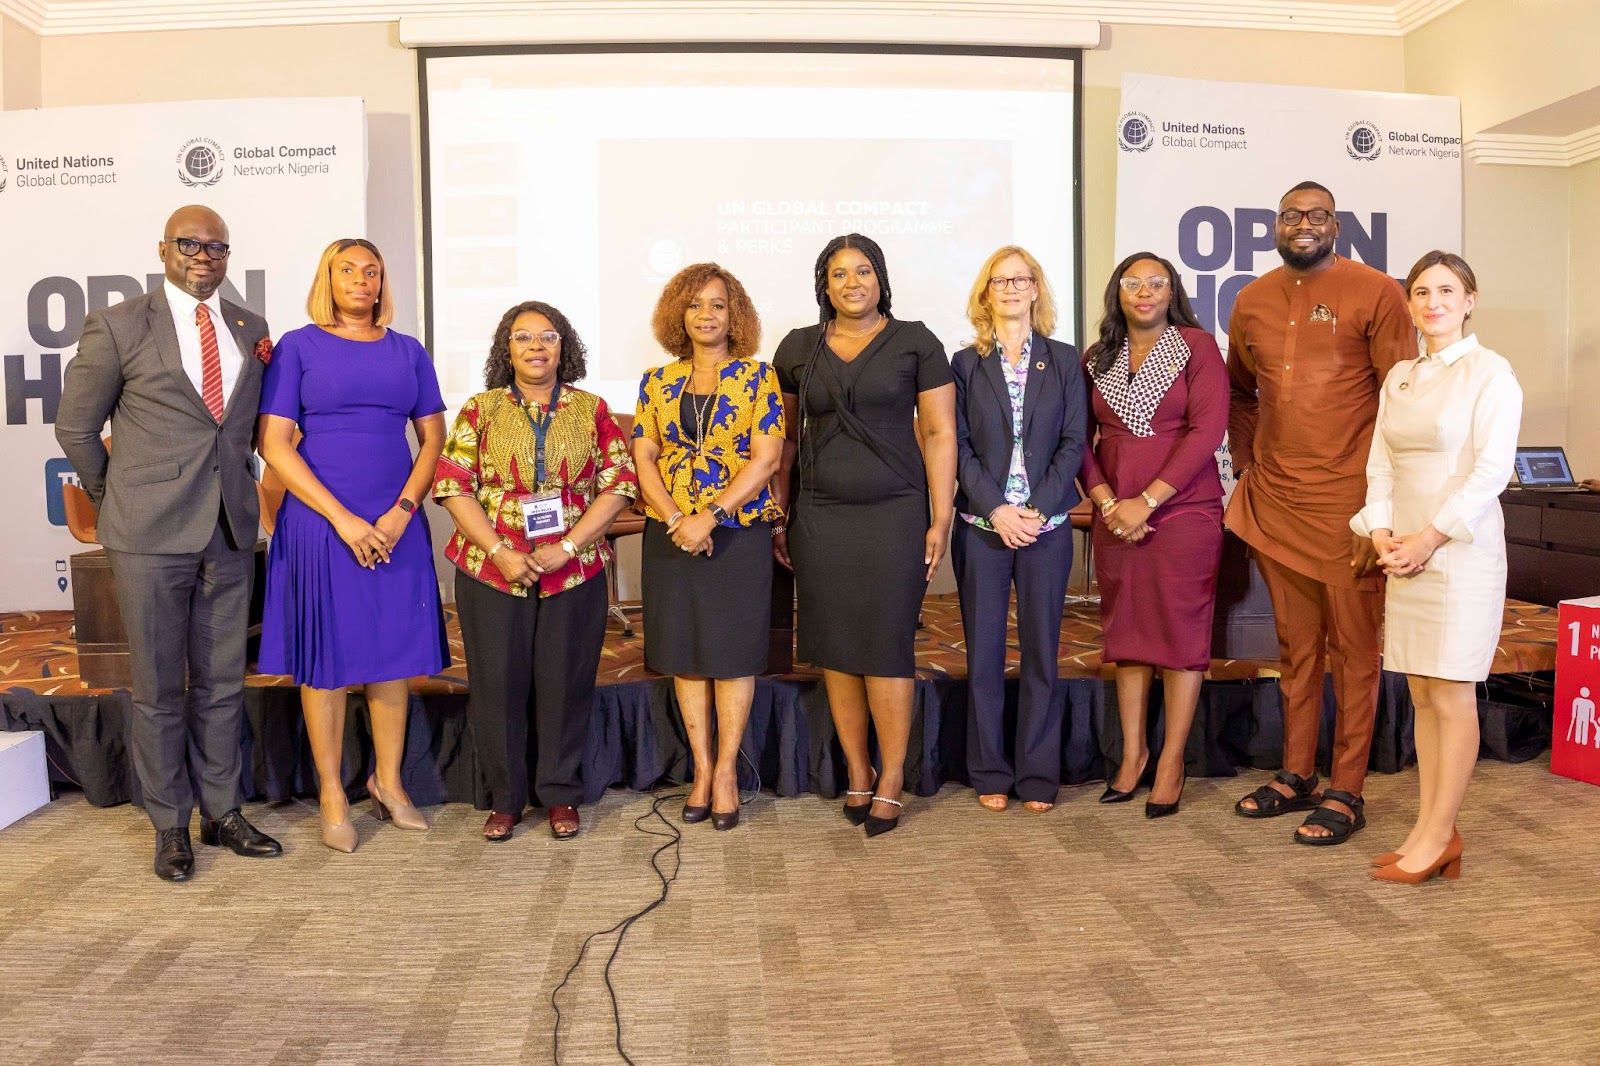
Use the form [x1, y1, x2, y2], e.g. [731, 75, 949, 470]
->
[1079, 252, 1228, 818]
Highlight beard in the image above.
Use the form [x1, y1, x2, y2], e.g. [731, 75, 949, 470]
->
[1278, 235, 1334, 271]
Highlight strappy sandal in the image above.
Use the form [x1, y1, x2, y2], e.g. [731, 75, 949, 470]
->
[1294, 789, 1365, 846]
[1234, 769, 1321, 819]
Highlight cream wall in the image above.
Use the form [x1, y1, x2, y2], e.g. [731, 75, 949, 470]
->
[1, 15, 43, 109]
[1405, 0, 1599, 474]
[1569, 156, 1600, 475]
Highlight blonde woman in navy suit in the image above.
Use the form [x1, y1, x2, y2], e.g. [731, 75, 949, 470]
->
[951, 246, 1087, 813]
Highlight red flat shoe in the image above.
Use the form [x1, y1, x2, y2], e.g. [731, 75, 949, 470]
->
[549, 806, 580, 840]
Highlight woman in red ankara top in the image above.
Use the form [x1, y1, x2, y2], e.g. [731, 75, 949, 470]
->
[433, 301, 638, 842]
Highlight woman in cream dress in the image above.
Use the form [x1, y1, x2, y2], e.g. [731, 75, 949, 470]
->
[1350, 251, 1521, 885]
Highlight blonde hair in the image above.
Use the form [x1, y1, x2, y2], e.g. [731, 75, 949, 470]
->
[966, 245, 1056, 356]
[306, 238, 394, 327]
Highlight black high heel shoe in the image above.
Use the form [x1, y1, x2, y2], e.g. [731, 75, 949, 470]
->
[1099, 759, 1153, 804]
[842, 769, 877, 826]
[682, 802, 711, 824]
[1145, 771, 1186, 819]
[711, 806, 740, 831]
[864, 796, 903, 837]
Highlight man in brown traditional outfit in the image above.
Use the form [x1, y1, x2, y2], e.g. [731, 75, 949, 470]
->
[1225, 181, 1414, 845]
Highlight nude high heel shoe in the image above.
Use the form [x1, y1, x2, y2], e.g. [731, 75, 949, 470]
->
[368, 775, 428, 831]
[320, 808, 357, 853]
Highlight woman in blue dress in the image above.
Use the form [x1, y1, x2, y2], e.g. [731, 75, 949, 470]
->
[258, 238, 449, 853]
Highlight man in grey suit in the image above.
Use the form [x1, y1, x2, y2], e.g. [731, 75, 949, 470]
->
[56, 204, 283, 881]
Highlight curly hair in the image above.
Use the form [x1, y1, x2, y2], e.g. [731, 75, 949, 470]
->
[651, 263, 762, 359]
[1083, 252, 1203, 380]
[812, 233, 892, 323]
[482, 300, 589, 390]
[964, 245, 1057, 357]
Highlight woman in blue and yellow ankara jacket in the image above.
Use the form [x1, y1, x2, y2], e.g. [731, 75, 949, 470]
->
[633, 263, 785, 832]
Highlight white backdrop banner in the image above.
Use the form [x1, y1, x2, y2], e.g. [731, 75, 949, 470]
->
[0, 97, 366, 611]
[1112, 73, 1462, 493]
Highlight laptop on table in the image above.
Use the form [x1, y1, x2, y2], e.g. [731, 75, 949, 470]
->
[1511, 446, 1588, 492]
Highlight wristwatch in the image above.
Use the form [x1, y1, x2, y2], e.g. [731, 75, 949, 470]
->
[560, 537, 578, 558]
[1141, 491, 1160, 510]
[708, 503, 730, 524]
[397, 497, 416, 513]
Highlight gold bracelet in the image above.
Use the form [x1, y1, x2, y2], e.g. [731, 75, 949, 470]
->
[1098, 497, 1118, 516]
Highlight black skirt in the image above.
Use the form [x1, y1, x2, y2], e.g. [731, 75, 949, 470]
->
[641, 518, 773, 678]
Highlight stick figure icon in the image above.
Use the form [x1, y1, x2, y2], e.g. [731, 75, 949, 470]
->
[1569, 687, 1598, 748]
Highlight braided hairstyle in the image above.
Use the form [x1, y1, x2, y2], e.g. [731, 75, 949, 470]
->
[811, 233, 892, 323]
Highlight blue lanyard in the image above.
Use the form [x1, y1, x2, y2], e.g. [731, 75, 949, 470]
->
[521, 383, 560, 487]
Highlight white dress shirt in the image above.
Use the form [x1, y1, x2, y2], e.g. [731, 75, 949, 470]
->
[164, 279, 244, 409]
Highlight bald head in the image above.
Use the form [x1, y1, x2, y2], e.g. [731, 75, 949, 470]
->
[160, 205, 231, 299]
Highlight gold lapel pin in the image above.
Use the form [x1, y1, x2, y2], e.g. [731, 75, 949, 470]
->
[1035, 361, 1046, 370]
[236, 320, 244, 327]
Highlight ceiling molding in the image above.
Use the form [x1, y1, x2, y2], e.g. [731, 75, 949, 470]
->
[0, 0, 1466, 39]
[1468, 125, 1600, 168]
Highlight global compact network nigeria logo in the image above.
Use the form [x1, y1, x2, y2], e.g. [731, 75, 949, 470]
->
[0, 152, 8, 194]
[1118, 112, 1154, 153]
[1346, 120, 1382, 161]
[176, 136, 224, 186]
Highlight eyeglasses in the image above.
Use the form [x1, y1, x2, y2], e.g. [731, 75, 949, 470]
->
[511, 329, 561, 349]
[1277, 209, 1333, 226]
[1118, 276, 1171, 294]
[165, 236, 231, 259]
[988, 276, 1035, 292]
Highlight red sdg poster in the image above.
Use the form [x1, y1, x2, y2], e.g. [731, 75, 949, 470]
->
[1553, 596, 1600, 787]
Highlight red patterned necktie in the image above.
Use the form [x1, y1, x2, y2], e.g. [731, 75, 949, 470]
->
[195, 302, 225, 421]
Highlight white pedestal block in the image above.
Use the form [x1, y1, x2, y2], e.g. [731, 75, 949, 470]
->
[0, 731, 51, 830]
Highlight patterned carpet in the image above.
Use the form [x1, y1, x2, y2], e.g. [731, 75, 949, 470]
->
[1, 757, 1597, 1065]
[0, 596, 1561, 698]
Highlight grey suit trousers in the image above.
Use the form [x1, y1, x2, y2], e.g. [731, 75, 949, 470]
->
[105, 521, 252, 830]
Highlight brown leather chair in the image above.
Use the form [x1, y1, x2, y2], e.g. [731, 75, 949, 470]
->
[605, 412, 647, 635]
[63, 436, 110, 544]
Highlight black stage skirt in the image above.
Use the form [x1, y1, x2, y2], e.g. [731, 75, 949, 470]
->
[641, 517, 773, 678]
[789, 491, 927, 678]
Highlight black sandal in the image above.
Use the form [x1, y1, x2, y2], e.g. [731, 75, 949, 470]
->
[1293, 789, 1365, 846]
[1234, 769, 1321, 819]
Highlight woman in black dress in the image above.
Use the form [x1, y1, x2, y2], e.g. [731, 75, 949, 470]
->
[772, 234, 957, 836]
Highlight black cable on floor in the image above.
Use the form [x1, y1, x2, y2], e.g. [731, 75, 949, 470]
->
[550, 789, 683, 1066]
[549, 745, 761, 1065]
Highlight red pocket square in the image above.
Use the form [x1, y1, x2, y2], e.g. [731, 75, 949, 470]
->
[255, 336, 273, 365]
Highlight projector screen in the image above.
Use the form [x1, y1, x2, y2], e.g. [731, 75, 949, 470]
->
[420, 45, 1081, 415]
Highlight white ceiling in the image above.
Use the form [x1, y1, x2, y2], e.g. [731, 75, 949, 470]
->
[0, 0, 1466, 38]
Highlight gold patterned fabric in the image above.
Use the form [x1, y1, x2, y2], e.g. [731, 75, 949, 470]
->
[433, 386, 637, 597]
[633, 357, 785, 525]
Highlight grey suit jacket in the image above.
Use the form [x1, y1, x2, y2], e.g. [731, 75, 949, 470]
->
[55, 287, 271, 554]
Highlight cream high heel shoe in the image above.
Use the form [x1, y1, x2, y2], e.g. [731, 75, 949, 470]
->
[320, 805, 358, 853]
[368, 775, 428, 831]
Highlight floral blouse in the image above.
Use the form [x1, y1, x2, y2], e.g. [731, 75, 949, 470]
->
[433, 385, 638, 598]
[959, 335, 1068, 533]
[632, 357, 785, 526]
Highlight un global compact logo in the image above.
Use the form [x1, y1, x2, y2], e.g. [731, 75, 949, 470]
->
[1346, 120, 1382, 162]
[176, 136, 224, 187]
[0, 152, 8, 194]
[1118, 111, 1154, 153]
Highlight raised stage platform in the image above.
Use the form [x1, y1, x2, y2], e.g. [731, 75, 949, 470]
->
[0, 596, 1559, 812]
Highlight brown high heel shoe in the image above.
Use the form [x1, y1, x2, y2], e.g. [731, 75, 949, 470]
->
[368, 775, 428, 831]
[1371, 831, 1463, 885]
[1371, 826, 1457, 867]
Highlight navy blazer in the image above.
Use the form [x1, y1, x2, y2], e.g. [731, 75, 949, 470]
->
[952, 330, 1087, 521]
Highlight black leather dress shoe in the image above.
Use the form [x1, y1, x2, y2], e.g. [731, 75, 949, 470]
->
[154, 827, 194, 882]
[199, 809, 283, 858]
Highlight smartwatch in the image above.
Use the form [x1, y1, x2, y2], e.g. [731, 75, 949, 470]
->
[397, 497, 416, 513]
[709, 504, 730, 524]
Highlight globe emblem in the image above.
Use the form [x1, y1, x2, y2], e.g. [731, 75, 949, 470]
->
[1119, 113, 1154, 153]
[185, 144, 218, 178]
[1124, 118, 1150, 147]
[1346, 121, 1381, 161]
[1351, 127, 1376, 155]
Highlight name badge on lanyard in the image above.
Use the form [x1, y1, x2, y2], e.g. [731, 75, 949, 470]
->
[521, 492, 566, 537]
[520, 384, 566, 536]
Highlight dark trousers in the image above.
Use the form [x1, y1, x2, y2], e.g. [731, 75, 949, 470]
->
[104, 522, 252, 831]
[455, 571, 607, 813]
[1254, 550, 1385, 796]
[952, 521, 1073, 802]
